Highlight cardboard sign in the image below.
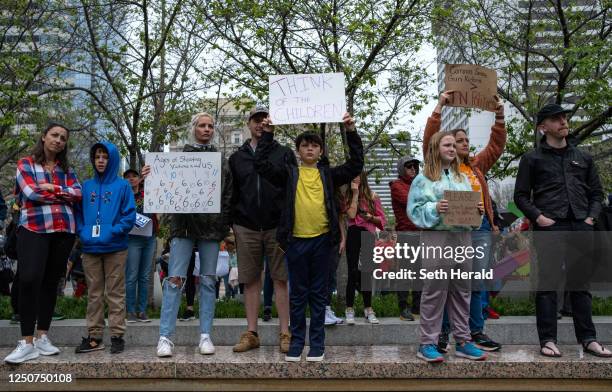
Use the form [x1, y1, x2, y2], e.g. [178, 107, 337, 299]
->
[269, 72, 346, 124]
[444, 64, 497, 112]
[144, 152, 222, 214]
[442, 190, 482, 227]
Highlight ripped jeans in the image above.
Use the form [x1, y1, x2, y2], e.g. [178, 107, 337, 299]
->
[159, 237, 219, 338]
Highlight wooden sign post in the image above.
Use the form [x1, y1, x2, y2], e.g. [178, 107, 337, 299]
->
[443, 190, 482, 227]
[444, 64, 498, 112]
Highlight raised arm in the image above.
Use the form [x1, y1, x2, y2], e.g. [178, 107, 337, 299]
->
[330, 113, 364, 186]
[473, 96, 507, 174]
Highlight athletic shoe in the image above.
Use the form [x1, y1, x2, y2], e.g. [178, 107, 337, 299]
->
[325, 306, 337, 326]
[365, 309, 379, 324]
[75, 336, 105, 353]
[471, 332, 502, 352]
[10, 314, 20, 324]
[4, 340, 39, 364]
[455, 341, 488, 360]
[345, 307, 355, 325]
[417, 344, 444, 363]
[262, 307, 272, 322]
[156, 336, 174, 357]
[399, 308, 415, 321]
[199, 334, 215, 355]
[137, 312, 151, 323]
[126, 312, 138, 323]
[34, 335, 60, 356]
[485, 306, 500, 319]
[52, 311, 65, 321]
[437, 332, 449, 354]
[306, 348, 325, 362]
[179, 309, 195, 321]
[110, 336, 125, 354]
[330, 308, 344, 324]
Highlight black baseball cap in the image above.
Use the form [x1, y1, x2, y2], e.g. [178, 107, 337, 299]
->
[248, 105, 269, 121]
[536, 103, 571, 125]
[123, 169, 139, 178]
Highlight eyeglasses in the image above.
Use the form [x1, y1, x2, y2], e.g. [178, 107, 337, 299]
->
[404, 164, 418, 169]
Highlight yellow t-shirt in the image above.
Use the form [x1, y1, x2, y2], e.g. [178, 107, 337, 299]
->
[459, 163, 483, 203]
[293, 166, 329, 238]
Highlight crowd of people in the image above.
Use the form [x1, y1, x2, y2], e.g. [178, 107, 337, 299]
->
[2, 93, 611, 364]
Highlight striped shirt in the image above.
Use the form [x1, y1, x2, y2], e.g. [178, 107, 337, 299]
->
[15, 156, 82, 234]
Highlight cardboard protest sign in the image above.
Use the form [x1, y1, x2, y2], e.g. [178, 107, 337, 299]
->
[442, 190, 482, 227]
[144, 152, 222, 213]
[444, 64, 497, 112]
[269, 72, 346, 124]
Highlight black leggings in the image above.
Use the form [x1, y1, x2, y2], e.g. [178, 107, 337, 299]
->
[345, 225, 371, 308]
[16, 228, 74, 336]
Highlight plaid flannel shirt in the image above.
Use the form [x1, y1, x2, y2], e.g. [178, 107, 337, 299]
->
[15, 156, 82, 234]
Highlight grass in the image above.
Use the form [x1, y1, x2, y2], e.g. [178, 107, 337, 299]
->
[2, 293, 612, 320]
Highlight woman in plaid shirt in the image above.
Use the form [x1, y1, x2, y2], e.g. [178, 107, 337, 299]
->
[4, 123, 82, 365]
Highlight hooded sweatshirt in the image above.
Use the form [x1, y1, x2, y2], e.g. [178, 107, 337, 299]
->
[389, 156, 420, 231]
[77, 141, 136, 254]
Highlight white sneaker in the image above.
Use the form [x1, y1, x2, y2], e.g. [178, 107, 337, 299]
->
[330, 309, 344, 324]
[324, 307, 336, 326]
[199, 334, 215, 355]
[365, 309, 379, 324]
[34, 335, 60, 356]
[284, 354, 301, 362]
[4, 340, 40, 364]
[157, 336, 174, 357]
[345, 307, 355, 325]
[306, 353, 325, 362]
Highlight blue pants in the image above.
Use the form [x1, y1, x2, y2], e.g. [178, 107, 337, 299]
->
[286, 233, 331, 355]
[125, 235, 156, 314]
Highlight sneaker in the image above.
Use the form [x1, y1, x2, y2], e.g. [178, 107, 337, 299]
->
[330, 309, 344, 324]
[471, 332, 502, 352]
[279, 332, 291, 353]
[455, 341, 488, 360]
[75, 336, 105, 353]
[52, 311, 65, 321]
[285, 354, 301, 362]
[262, 307, 272, 322]
[110, 336, 125, 354]
[199, 334, 215, 355]
[485, 306, 500, 319]
[10, 314, 20, 324]
[156, 336, 174, 357]
[179, 309, 195, 321]
[233, 331, 260, 352]
[437, 332, 449, 354]
[4, 340, 39, 364]
[126, 312, 138, 323]
[417, 344, 444, 363]
[399, 308, 415, 321]
[137, 312, 151, 323]
[365, 309, 379, 324]
[306, 348, 325, 362]
[345, 308, 355, 325]
[325, 306, 337, 326]
[34, 335, 60, 356]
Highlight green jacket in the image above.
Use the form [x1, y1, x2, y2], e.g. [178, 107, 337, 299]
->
[169, 143, 233, 241]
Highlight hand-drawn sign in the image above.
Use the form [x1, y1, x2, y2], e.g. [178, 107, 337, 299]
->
[442, 190, 483, 227]
[444, 64, 498, 112]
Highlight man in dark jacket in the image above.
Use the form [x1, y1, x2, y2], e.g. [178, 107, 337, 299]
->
[229, 105, 296, 354]
[514, 103, 610, 358]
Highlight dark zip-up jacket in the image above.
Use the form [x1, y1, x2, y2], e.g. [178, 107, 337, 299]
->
[169, 143, 233, 241]
[229, 138, 296, 231]
[255, 131, 364, 249]
[514, 136, 603, 224]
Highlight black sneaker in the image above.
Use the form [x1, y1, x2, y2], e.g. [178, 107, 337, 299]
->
[75, 336, 105, 353]
[437, 332, 449, 354]
[471, 332, 502, 352]
[179, 309, 195, 321]
[110, 336, 125, 354]
[262, 307, 272, 322]
[10, 314, 20, 324]
[399, 308, 415, 321]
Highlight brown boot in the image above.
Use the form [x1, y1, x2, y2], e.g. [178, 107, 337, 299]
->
[279, 332, 291, 353]
[233, 331, 260, 352]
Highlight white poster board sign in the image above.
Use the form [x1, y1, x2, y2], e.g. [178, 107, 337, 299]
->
[144, 152, 222, 214]
[269, 72, 346, 125]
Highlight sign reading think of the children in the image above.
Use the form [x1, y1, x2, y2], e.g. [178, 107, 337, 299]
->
[444, 64, 498, 112]
[144, 152, 222, 214]
[442, 190, 483, 227]
[269, 72, 346, 125]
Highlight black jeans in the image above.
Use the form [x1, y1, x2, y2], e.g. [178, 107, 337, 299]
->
[533, 218, 597, 346]
[346, 225, 371, 308]
[327, 245, 340, 305]
[17, 228, 75, 336]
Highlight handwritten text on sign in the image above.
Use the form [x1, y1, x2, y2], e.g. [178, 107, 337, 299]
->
[144, 152, 221, 214]
[269, 73, 346, 125]
[442, 190, 482, 227]
[444, 64, 498, 112]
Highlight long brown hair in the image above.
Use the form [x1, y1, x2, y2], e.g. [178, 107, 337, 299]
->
[423, 131, 462, 182]
[31, 123, 71, 171]
[450, 128, 470, 164]
[344, 171, 376, 214]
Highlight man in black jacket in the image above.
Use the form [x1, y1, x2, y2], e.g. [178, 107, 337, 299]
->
[514, 103, 610, 358]
[229, 106, 296, 354]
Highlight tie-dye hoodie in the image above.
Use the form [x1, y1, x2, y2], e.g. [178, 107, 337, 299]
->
[407, 171, 478, 231]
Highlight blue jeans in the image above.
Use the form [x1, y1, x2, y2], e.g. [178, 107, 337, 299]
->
[442, 228, 492, 335]
[159, 237, 219, 338]
[125, 235, 156, 314]
[286, 233, 331, 355]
